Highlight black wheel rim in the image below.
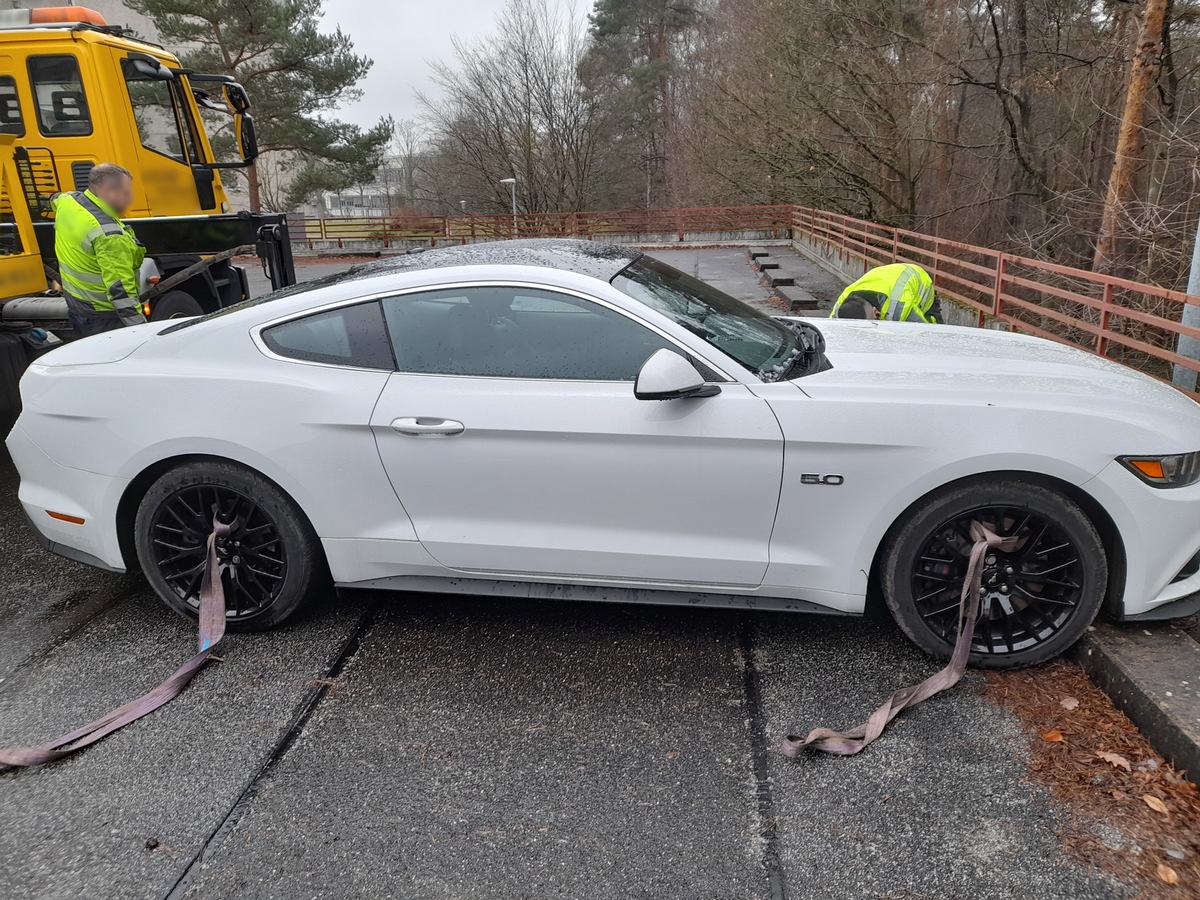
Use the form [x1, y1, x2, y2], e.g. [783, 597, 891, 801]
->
[910, 505, 1086, 656]
[148, 484, 287, 620]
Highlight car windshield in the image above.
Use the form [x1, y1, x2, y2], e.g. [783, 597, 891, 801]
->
[612, 256, 803, 380]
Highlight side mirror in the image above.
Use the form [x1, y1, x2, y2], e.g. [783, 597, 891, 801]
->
[128, 56, 172, 81]
[235, 113, 258, 164]
[222, 82, 251, 113]
[635, 349, 721, 400]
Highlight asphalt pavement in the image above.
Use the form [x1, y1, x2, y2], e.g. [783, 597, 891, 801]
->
[0, 247, 1127, 899]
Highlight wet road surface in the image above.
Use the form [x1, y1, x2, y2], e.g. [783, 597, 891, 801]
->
[0, 248, 1126, 899]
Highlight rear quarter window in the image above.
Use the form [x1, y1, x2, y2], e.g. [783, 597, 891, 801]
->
[261, 301, 395, 370]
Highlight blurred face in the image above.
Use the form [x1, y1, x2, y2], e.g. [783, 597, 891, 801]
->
[93, 175, 134, 216]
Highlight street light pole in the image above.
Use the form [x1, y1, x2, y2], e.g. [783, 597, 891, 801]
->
[499, 177, 517, 239]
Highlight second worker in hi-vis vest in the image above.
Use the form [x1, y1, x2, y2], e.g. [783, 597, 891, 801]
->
[829, 263, 942, 323]
[52, 163, 147, 337]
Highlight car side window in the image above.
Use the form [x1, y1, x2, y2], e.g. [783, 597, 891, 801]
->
[381, 286, 677, 381]
[261, 301, 395, 370]
[28, 56, 92, 137]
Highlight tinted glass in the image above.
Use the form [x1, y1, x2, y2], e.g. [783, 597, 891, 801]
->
[28, 56, 91, 137]
[262, 301, 394, 370]
[382, 286, 675, 380]
[613, 256, 802, 379]
[122, 61, 185, 161]
[0, 76, 23, 136]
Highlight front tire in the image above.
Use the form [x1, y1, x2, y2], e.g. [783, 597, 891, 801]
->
[881, 478, 1106, 669]
[134, 461, 325, 631]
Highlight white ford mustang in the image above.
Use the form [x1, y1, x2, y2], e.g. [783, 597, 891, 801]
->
[10, 240, 1200, 668]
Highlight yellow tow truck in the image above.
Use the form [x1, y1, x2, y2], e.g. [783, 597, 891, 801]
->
[0, 5, 295, 326]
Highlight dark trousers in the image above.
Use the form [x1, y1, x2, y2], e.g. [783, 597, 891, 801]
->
[69, 312, 123, 338]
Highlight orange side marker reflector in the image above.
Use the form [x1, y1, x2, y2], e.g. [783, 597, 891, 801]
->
[46, 510, 85, 525]
[1129, 459, 1166, 480]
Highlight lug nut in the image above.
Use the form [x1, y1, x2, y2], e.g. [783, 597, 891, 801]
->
[1000, 585, 1010, 594]
[985, 556, 996, 566]
[1004, 566, 1014, 575]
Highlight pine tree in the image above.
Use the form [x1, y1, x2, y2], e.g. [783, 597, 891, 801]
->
[129, 0, 392, 210]
[585, 0, 702, 207]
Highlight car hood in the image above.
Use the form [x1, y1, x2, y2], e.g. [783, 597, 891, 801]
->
[797, 318, 1200, 431]
[32, 320, 179, 367]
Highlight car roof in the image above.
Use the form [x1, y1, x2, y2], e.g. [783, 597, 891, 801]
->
[317, 239, 643, 285]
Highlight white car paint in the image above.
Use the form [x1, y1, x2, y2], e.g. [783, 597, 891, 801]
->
[9, 253, 1200, 622]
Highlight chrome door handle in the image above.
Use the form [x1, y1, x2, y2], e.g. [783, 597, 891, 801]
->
[390, 417, 465, 437]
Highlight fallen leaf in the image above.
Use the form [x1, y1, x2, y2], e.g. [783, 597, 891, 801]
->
[1143, 794, 1169, 814]
[1156, 863, 1179, 885]
[1060, 697, 1079, 711]
[665, 751, 678, 759]
[1109, 789, 1126, 800]
[1042, 728, 1066, 743]
[1097, 751, 1131, 772]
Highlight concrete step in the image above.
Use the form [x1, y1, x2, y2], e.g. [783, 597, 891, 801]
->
[755, 259, 780, 270]
[748, 248, 772, 259]
[767, 271, 795, 287]
[773, 285, 820, 312]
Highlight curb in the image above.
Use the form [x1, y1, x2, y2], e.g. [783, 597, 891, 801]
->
[1073, 621, 1200, 778]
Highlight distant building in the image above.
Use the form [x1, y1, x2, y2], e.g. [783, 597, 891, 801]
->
[315, 155, 427, 218]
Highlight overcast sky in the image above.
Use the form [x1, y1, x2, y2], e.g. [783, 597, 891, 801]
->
[320, 0, 510, 128]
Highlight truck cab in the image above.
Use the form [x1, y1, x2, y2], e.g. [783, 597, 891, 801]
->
[0, 6, 255, 217]
[0, 6, 291, 338]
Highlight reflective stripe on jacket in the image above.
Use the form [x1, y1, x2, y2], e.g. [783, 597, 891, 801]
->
[830, 263, 937, 323]
[51, 190, 146, 326]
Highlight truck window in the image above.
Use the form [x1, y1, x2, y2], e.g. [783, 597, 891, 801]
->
[28, 56, 92, 137]
[0, 76, 23, 136]
[122, 60, 185, 161]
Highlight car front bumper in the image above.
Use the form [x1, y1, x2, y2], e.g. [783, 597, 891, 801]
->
[1086, 459, 1200, 619]
[7, 424, 129, 572]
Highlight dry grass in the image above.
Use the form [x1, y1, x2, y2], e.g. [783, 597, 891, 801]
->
[985, 661, 1200, 897]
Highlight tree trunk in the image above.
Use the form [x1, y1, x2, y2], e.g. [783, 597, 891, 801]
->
[1093, 0, 1169, 274]
[247, 162, 261, 213]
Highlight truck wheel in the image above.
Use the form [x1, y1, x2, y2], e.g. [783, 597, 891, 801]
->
[149, 290, 204, 321]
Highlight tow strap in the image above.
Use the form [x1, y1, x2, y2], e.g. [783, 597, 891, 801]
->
[0, 518, 231, 770]
[778, 521, 1019, 756]
[1, 519, 1011, 769]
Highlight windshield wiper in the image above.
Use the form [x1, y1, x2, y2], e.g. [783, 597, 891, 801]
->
[764, 320, 833, 382]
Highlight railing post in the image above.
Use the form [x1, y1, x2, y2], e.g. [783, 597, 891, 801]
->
[892, 229, 899, 262]
[989, 252, 1006, 326]
[1096, 282, 1114, 357]
[677, 211, 685, 242]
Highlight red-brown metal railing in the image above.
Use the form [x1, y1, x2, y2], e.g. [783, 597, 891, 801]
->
[294, 205, 794, 248]
[791, 206, 1200, 388]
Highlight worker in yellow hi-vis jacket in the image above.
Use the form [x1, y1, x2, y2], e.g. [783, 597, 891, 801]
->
[52, 163, 147, 337]
[830, 263, 942, 323]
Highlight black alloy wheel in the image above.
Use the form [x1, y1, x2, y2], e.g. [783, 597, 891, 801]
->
[148, 484, 285, 619]
[882, 479, 1107, 669]
[135, 461, 326, 631]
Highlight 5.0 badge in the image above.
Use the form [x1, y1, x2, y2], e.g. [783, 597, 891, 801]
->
[800, 473, 845, 485]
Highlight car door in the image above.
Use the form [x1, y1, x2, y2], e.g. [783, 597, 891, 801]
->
[369, 284, 785, 586]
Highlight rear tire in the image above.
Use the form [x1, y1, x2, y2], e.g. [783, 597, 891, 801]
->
[881, 478, 1106, 669]
[134, 461, 326, 631]
[149, 290, 204, 321]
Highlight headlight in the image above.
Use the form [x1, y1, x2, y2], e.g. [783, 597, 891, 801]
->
[1118, 451, 1200, 488]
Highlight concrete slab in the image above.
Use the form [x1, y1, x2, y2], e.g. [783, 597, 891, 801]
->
[177, 601, 766, 900]
[754, 615, 1123, 900]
